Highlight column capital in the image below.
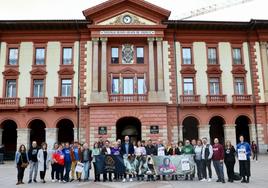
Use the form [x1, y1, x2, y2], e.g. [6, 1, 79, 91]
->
[147, 37, 155, 42]
[100, 37, 108, 42]
[92, 37, 100, 42]
[156, 37, 163, 42]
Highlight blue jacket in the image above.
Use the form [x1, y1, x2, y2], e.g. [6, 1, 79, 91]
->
[236, 142, 251, 160]
[63, 147, 72, 163]
[15, 151, 29, 165]
[120, 142, 134, 155]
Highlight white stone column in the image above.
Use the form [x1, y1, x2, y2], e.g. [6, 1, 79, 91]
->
[45, 128, 58, 150]
[260, 42, 268, 101]
[178, 125, 183, 141]
[148, 37, 155, 92]
[156, 37, 164, 91]
[92, 38, 99, 92]
[198, 125, 210, 141]
[0, 128, 3, 145]
[17, 128, 30, 149]
[101, 37, 108, 92]
[73, 128, 86, 144]
[224, 124, 236, 145]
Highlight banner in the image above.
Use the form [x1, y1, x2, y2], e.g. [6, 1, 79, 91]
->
[95, 154, 195, 176]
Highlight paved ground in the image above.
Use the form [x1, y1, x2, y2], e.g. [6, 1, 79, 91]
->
[1, 155, 268, 188]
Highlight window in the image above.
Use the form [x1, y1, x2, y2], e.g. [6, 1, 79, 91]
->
[235, 78, 245, 95]
[137, 78, 145, 94]
[233, 48, 242, 65]
[61, 79, 72, 97]
[111, 47, 119, 64]
[6, 80, 16, 97]
[136, 47, 144, 64]
[62, 48, 72, 65]
[182, 48, 192, 64]
[33, 80, 44, 97]
[209, 78, 220, 95]
[208, 48, 217, 64]
[35, 48, 45, 65]
[112, 78, 119, 94]
[183, 78, 194, 95]
[8, 48, 18, 65]
[123, 78, 134, 94]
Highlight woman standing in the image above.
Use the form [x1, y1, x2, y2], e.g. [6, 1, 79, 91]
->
[37, 142, 50, 183]
[92, 142, 101, 182]
[53, 144, 65, 182]
[15, 144, 29, 185]
[237, 135, 251, 183]
[194, 139, 203, 181]
[224, 141, 236, 183]
[50, 143, 58, 182]
[81, 143, 92, 182]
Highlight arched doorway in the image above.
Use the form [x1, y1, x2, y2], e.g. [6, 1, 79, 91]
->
[29, 119, 46, 146]
[116, 117, 141, 144]
[57, 119, 74, 144]
[235, 115, 251, 144]
[209, 116, 225, 144]
[1, 120, 17, 160]
[182, 116, 199, 141]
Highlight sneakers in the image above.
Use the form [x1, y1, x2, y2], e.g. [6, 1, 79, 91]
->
[28, 180, 32, 184]
[207, 178, 212, 182]
[129, 178, 133, 182]
[122, 178, 126, 183]
[33, 179, 37, 183]
[200, 178, 206, 182]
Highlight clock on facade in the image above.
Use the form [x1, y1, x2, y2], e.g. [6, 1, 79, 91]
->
[123, 15, 132, 24]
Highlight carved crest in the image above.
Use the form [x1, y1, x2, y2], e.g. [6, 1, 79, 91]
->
[122, 44, 134, 64]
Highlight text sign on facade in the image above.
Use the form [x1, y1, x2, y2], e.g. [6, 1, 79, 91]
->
[98, 126, 107, 135]
[150, 125, 159, 134]
[100, 31, 155, 35]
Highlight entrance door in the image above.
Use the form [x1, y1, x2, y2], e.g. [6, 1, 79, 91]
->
[209, 116, 225, 144]
[1, 120, 17, 160]
[57, 119, 74, 144]
[116, 117, 141, 143]
[182, 116, 199, 141]
[29, 119, 46, 146]
[235, 115, 251, 144]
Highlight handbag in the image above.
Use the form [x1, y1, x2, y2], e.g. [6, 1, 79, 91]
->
[20, 155, 29, 168]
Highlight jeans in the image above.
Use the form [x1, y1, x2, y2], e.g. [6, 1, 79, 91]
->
[55, 164, 64, 181]
[51, 163, 57, 180]
[213, 160, 224, 181]
[201, 159, 212, 179]
[17, 165, 26, 182]
[29, 161, 38, 181]
[195, 160, 203, 180]
[83, 161, 90, 180]
[64, 162, 72, 182]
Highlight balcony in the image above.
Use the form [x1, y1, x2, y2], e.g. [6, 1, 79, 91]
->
[0, 98, 20, 109]
[180, 95, 201, 106]
[109, 94, 148, 103]
[26, 97, 48, 109]
[54, 97, 76, 108]
[206, 95, 227, 106]
[232, 95, 253, 106]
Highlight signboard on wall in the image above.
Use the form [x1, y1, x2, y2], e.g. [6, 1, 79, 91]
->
[98, 127, 107, 135]
[150, 125, 159, 134]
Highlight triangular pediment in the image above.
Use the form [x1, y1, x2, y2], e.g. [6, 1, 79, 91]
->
[83, 0, 170, 25]
[97, 12, 157, 26]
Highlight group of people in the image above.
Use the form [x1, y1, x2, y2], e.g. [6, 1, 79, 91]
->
[14, 135, 254, 185]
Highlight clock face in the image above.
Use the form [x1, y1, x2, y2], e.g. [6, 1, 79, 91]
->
[123, 15, 132, 24]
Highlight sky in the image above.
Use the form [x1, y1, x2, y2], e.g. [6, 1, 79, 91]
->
[0, 0, 267, 21]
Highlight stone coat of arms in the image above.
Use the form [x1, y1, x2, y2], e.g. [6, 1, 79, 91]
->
[122, 44, 134, 64]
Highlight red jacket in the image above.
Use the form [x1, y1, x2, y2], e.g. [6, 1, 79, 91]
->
[212, 144, 224, 161]
[53, 151, 65, 166]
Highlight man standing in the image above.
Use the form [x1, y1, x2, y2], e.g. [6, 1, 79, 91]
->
[70, 142, 82, 182]
[212, 138, 225, 183]
[101, 140, 113, 182]
[28, 141, 39, 183]
[63, 142, 72, 182]
[200, 137, 213, 182]
[237, 135, 251, 183]
[120, 136, 134, 182]
[145, 139, 157, 181]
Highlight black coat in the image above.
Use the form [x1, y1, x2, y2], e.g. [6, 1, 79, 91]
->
[168, 147, 181, 155]
[120, 142, 134, 155]
[145, 145, 157, 155]
[224, 146, 236, 163]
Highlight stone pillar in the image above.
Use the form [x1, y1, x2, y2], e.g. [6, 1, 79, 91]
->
[101, 37, 108, 92]
[156, 37, 164, 91]
[224, 124, 236, 145]
[171, 126, 179, 143]
[148, 37, 155, 92]
[73, 128, 86, 144]
[17, 128, 30, 149]
[92, 38, 99, 92]
[0, 128, 3, 145]
[260, 42, 268, 101]
[178, 125, 183, 141]
[45, 128, 58, 150]
[250, 124, 265, 152]
[198, 125, 210, 142]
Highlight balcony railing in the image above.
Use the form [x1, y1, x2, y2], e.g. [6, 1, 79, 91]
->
[233, 95, 253, 105]
[54, 97, 76, 106]
[109, 94, 148, 103]
[0, 98, 20, 109]
[180, 95, 200, 106]
[206, 95, 227, 106]
[26, 97, 48, 108]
